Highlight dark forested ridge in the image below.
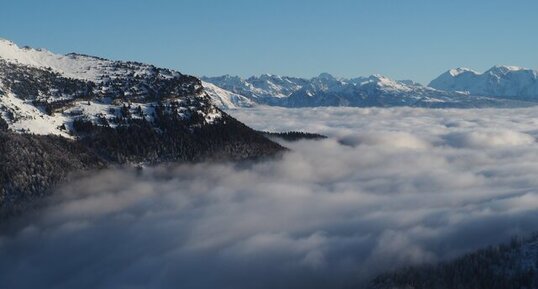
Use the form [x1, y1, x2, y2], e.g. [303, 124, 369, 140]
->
[73, 108, 285, 164]
[261, 131, 328, 142]
[0, 76, 299, 218]
[0, 111, 284, 218]
[0, 130, 105, 218]
[370, 235, 538, 289]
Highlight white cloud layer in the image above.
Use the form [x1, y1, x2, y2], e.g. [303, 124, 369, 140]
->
[3, 106, 538, 288]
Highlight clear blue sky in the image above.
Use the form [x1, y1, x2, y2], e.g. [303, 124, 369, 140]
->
[2, 0, 537, 84]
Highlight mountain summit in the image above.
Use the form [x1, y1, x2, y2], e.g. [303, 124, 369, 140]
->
[429, 65, 538, 100]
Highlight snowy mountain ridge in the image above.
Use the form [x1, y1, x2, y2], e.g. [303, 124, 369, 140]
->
[429, 65, 538, 100]
[0, 37, 147, 82]
[203, 71, 534, 108]
[0, 38, 223, 137]
[203, 72, 438, 105]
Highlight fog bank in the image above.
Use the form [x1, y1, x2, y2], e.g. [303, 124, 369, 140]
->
[2, 106, 538, 288]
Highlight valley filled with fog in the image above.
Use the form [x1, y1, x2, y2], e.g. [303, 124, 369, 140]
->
[3, 106, 538, 288]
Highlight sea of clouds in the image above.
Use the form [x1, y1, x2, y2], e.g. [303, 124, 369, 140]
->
[2, 106, 538, 288]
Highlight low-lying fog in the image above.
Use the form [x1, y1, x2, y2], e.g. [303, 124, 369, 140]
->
[3, 106, 538, 289]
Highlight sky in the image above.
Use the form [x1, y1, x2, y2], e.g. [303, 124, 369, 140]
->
[1, 0, 538, 84]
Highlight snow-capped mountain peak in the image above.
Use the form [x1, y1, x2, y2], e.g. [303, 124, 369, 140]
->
[0, 38, 176, 83]
[487, 64, 526, 73]
[350, 74, 413, 92]
[397, 79, 423, 87]
[0, 38, 59, 69]
[0, 37, 17, 47]
[448, 67, 477, 77]
[430, 65, 538, 100]
[316, 72, 337, 80]
[483, 65, 530, 79]
[366, 74, 395, 84]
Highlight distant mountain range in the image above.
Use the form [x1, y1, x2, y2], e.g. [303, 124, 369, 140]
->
[202, 66, 538, 109]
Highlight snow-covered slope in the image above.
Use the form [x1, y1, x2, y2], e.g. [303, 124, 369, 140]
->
[203, 72, 534, 108]
[0, 38, 160, 82]
[429, 65, 538, 100]
[202, 81, 254, 108]
[0, 37, 222, 137]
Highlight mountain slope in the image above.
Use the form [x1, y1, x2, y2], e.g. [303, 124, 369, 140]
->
[370, 235, 538, 289]
[0, 38, 284, 216]
[202, 81, 255, 108]
[203, 72, 534, 108]
[0, 127, 106, 217]
[429, 65, 538, 101]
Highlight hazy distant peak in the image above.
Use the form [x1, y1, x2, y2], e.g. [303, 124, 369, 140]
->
[430, 65, 538, 100]
[448, 67, 477, 77]
[316, 72, 336, 80]
[485, 64, 527, 74]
